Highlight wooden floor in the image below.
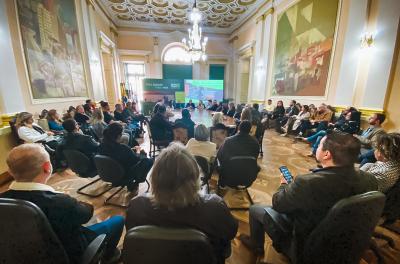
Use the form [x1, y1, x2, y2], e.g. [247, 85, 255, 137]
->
[0, 111, 319, 264]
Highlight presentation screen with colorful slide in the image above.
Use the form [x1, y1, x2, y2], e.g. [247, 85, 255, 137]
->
[184, 80, 224, 103]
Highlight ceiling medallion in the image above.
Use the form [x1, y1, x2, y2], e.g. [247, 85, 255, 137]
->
[182, 0, 208, 63]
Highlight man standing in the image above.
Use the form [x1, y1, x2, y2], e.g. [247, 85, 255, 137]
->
[1, 144, 124, 263]
[239, 132, 378, 262]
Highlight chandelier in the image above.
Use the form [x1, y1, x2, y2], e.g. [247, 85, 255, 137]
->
[182, 0, 208, 62]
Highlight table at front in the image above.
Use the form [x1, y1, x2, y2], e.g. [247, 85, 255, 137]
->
[168, 109, 236, 128]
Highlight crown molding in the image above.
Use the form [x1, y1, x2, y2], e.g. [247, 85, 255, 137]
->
[117, 28, 230, 40]
[118, 49, 152, 56]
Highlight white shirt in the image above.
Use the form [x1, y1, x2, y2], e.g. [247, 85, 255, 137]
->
[18, 125, 53, 143]
[265, 104, 274, 112]
[186, 138, 217, 162]
[9, 181, 61, 193]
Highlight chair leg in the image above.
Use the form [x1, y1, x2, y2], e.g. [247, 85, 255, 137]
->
[145, 179, 150, 193]
[104, 186, 127, 208]
[228, 188, 254, 211]
[77, 177, 113, 198]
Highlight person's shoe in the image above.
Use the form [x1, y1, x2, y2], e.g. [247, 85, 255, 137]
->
[280, 133, 287, 137]
[238, 234, 264, 255]
[102, 248, 121, 264]
[281, 127, 287, 133]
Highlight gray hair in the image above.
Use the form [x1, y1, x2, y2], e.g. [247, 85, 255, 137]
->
[212, 112, 224, 126]
[194, 124, 209, 141]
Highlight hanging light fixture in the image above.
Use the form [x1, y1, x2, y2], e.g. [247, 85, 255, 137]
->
[182, 0, 208, 62]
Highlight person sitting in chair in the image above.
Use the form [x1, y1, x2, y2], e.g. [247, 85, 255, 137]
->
[174, 109, 195, 139]
[149, 105, 173, 144]
[99, 123, 153, 194]
[186, 124, 217, 162]
[217, 120, 259, 185]
[239, 132, 378, 262]
[126, 143, 238, 263]
[57, 119, 99, 160]
[1, 144, 124, 264]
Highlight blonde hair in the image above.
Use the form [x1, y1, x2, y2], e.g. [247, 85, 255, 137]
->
[151, 142, 200, 209]
[90, 108, 104, 125]
[240, 107, 253, 122]
[16, 112, 33, 128]
[212, 112, 224, 126]
[7, 144, 49, 182]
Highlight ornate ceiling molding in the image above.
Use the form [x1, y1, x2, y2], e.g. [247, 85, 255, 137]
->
[97, 0, 267, 33]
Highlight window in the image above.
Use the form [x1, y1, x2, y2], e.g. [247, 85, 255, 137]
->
[124, 63, 145, 104]
[163, 45, 191, 64]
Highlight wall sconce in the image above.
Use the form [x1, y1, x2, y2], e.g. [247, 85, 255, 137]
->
[360, 32, 374, 48]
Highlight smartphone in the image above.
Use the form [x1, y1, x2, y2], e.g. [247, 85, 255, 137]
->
[279, 166, 293, 183]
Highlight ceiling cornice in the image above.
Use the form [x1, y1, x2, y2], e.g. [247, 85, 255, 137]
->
[117, 28, 230, 40]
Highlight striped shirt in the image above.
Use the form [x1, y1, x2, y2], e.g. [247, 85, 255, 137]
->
[360, 161, 400, 193]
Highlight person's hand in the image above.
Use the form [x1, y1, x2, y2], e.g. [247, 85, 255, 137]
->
[132, 146, 141, 153]
[46, 131, 54, 136]
[280, 173, 288, 185]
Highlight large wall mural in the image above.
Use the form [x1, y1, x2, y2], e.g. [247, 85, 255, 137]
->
[16, 0, 88, 100]
[272, 0, 339, 97]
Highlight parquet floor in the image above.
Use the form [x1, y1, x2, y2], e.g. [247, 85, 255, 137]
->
[0, 111, 319, 264]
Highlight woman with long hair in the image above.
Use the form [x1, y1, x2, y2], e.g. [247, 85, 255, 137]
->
[125, 143, 238, 262]
[47, 109, 64, 131]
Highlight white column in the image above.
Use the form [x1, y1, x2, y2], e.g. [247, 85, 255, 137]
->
[261, 9, 274, 102]
[153, 37, 162, 78]
[0, 0, 25, 113]
[192, 62, 201, 79]
[249, 17, 264, 101]
[361, 0, 400, 109]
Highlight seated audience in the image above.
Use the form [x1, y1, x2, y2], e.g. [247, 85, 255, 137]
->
[276, 100, 299, 133]
[57, 119, 99, 160]
[233, 104, 243, 120]
[217, 121, 259, 174]
[296, 103, 332, 136]
[47, 109, 64, 131]
[207, 100, 219, 111]
[126, 143, 238, 262]
[226, 103, 236, 117]
[99, 123, 153, 193]
[74, 105, 90, 128]
[360, 133, 400, 193]
[281, 105, 310, 136]
[83, 103, 93, 117]
[91, 109, 130, 146]
[100, 101, 117, 125]
[354, 113, 386, 166]
[239, 132, 378, 262]
[240, 107, 253, 124]
[1, 144, 124, 263]
[62, 106, 75, 121]
[197, 100, 206, 110]
[149, 105, 173, 143]
[175, 109, 195, 139]
[186, 124, 217, 162]
[16, 112, 59, 149]
[185, 99, 195, 109]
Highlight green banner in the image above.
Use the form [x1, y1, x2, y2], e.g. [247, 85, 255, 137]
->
[143, 79, 184, 92]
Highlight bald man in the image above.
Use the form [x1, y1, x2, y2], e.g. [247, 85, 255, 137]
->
[1, 144, 124, 264]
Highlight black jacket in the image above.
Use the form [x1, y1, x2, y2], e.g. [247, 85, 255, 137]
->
[114, 111, 128, 123]
[175, 118, 195, 138]
[272, 166, 378, 261]
[272, 106, 285, 119]
[149, 113, 173, 141]
[99, 141, 141, 173]
[103, 111, 115, 124]
[0, 190, 94, 264]
[217, 133, 259, 166]
[57, 132, 99, 159]
[74, 113, 90, 126]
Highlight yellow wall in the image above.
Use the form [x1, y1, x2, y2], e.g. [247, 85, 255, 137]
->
[118, 35, 153, 51]
[383, 42, 400, 132]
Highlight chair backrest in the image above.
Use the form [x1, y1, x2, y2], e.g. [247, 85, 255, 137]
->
[220, 156, 259, 188]
[0, 198, 69, 264]
[94, 155, 125, 185]
[194, 155, 210, 181]
[9, 119, 24, 145]
[383, 177, 400, 223]
[122, 225, 216, 264]
[144, 120, 154, 143]
[37, 118, 50, 131]
[63, 149, 95, 177]
[303, 191, 385, 264]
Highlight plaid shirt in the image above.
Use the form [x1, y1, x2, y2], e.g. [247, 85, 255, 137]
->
[360, 161, 400, 193]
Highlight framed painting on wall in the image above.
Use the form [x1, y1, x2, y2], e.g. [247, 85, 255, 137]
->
[271, 0, 339, 97]
[16, 0, 88, 101]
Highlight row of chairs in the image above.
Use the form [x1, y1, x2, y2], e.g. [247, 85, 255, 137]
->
[0, 191, 387, 264]
[63, 150, 149, 208]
